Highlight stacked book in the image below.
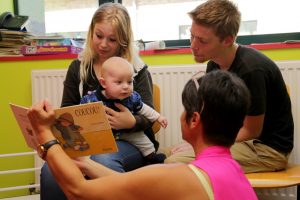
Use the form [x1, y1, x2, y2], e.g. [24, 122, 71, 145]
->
[0, 30, 32, 56]
[0, 29, 84, 56]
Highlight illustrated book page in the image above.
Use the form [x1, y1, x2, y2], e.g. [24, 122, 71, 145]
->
[9, 102, 118, 158]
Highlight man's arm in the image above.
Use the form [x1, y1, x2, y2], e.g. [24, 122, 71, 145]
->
[235, 114, 264, 142]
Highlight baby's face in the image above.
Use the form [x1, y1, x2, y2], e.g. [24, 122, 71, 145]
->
[104, 68, 134, 100]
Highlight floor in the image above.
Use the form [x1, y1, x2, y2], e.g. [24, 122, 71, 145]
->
[2, 194, 40, 200]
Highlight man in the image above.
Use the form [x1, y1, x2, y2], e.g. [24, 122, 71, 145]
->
[165, 0, 294, 173]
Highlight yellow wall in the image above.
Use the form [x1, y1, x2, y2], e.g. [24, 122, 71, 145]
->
[141, 48, 300, 66]
[0, 0, 13, 13]
[0, 48, 299, 198]
[0, 58, 73, 198]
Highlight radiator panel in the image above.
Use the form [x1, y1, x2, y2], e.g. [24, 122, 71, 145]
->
[31, 69, 67, 190]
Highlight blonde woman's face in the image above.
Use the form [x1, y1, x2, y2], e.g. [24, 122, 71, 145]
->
[92, 21, 121, 61]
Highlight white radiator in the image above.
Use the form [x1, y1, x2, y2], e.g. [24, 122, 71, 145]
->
[149, 64, 205, 148]
[31, 69, 66, 108]
[30, 69, 67, 190]
[29, 61, 300, 199]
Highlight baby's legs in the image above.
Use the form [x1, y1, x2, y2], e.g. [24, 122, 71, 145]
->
[119, 131, 166, 164]
[120, 131, 154, 156]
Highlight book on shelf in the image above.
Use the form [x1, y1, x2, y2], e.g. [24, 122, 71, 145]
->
[21, 45, 83, 55]
[0, 29, 32, 55]
[0, 29, 32, 37]
[27, 35, 72, 46]
[9, 102, 118, 158]
[0, 47, 21, 56]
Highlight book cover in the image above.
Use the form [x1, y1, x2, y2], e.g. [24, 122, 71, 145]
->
[9, 102, 118, 158]
[21, 45, 83, 55]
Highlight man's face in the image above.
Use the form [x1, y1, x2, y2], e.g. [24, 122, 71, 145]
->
[190, 22, 224, 63]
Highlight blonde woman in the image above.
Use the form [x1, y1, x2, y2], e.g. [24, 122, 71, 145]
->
[40, 3, 157, 200]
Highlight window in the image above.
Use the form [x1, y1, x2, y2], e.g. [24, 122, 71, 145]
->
[123, 0, 300, 41]
[44, 0, 99, 38]
[123, 0, 200, 41]
[16, 0, 300, 45]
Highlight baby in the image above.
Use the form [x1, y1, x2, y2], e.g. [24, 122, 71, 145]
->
[80, 56, 168, 164]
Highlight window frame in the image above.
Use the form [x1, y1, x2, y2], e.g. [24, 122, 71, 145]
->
[164, 32, 300, 48]
[98, 0, 122, 5]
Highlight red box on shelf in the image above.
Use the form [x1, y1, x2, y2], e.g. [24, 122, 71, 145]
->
[21, 45, 83, 55]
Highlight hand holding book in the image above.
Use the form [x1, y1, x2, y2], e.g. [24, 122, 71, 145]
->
[10, 100, 118, 158]
[27, 100, 57, 145]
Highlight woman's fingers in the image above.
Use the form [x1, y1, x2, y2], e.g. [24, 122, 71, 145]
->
[103, 103, 135, 129]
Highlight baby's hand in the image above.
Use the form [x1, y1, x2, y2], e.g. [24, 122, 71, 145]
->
[158, 116, 168, 128]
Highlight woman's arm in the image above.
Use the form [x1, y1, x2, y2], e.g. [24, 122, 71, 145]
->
[61, 59, 99, 107]
[73, 156, 117, 179]
[131, 66, 153, 132]
[58, 156, 206, 200]
[27, 101, 117, 198]
[61, 60, 82, 107]
[27, 101, 206, 200]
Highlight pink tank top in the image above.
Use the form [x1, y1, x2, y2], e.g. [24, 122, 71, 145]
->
[191, 146, 257, 200]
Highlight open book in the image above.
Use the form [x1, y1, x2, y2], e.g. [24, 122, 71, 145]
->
[9, 102, 118, 158]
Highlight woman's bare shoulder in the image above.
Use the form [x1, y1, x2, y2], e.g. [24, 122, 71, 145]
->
[116, 163, 210, 200]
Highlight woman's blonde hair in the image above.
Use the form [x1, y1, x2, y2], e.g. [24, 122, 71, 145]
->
[79, 3, 143, 83]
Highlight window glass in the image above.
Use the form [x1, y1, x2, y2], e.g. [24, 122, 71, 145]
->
[123, 0, 200, 41]
[235, 0, 300, 35]
[27, 0, 300, 42]
[44, 0, 98, 38]
[122, 0, 300, 41]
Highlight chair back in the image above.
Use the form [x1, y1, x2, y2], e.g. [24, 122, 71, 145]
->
[152, 83, 161, 134]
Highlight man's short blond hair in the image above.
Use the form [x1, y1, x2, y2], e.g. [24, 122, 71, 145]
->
[188, 0, 241, 41]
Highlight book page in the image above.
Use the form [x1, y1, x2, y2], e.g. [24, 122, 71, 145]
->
[9, 103, 38, 149]
[9, 102, 118, 157]
[52, 102, 118, 157]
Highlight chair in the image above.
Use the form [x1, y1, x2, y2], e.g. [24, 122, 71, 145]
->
[152, 83, 161, 134]
[286, 84, 290, 96]
[246, 164, 300, 200]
